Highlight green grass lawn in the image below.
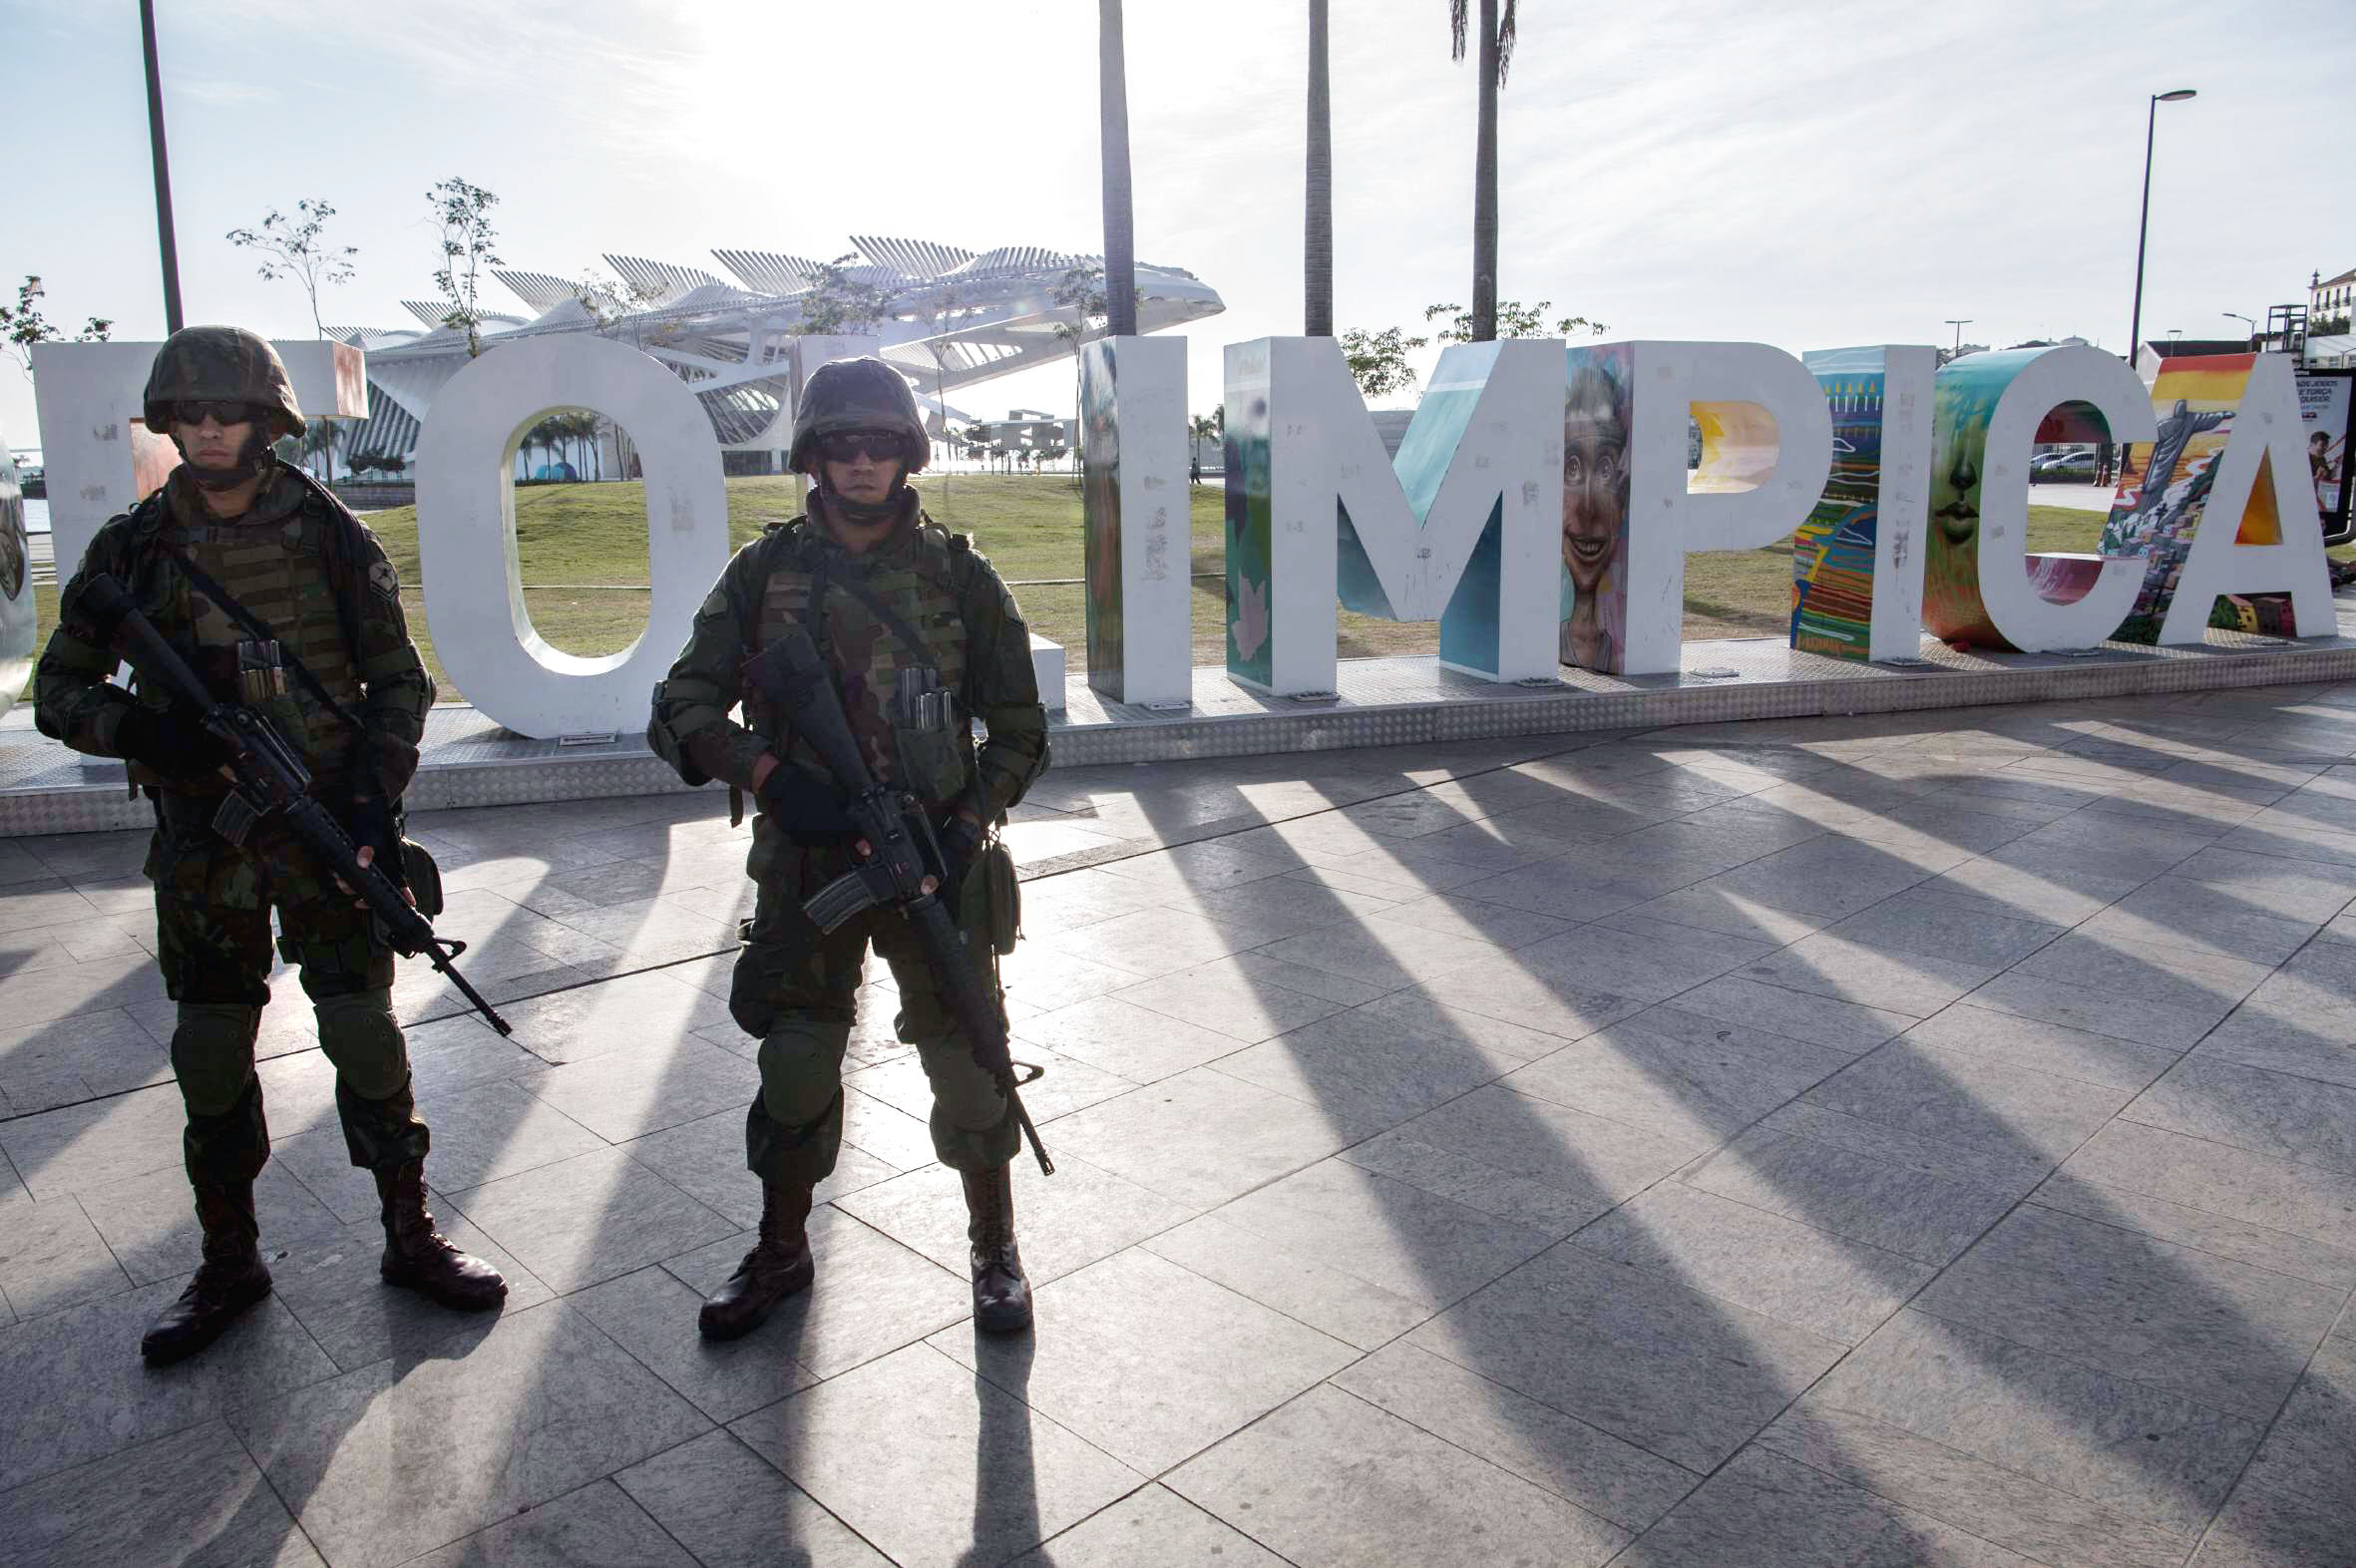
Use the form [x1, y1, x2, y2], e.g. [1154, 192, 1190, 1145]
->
[33, 473, 2353, 696]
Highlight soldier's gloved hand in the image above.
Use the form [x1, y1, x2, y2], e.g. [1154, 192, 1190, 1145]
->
[338, 792, 401, 871]
[757, 766, 858, 847]
[114, 705, 227, 780]
[937, 810, 986, 903]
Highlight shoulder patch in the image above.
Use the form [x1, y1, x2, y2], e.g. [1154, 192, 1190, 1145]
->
[367, 560, 401, 600]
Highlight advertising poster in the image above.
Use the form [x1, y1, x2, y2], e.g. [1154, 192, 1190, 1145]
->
[1559, 342, 1635, 674]
[2297, 369, 2351, 536]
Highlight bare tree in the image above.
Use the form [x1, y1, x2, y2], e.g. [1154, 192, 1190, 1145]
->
[427, 178, 503, 356]
[226, 199, 357, 339]
[1, 275, 113, 381]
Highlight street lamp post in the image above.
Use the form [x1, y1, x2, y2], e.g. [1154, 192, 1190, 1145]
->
[138, 0, 184, 334]
[2223, 310, 2256, 346]
[1944, 318, 1972, 356]
[2127, 88, 2197, 372]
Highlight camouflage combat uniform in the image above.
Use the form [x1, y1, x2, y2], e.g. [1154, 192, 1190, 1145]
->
[37, 461, 435, 1183]
[649, 497, 1048, 1184]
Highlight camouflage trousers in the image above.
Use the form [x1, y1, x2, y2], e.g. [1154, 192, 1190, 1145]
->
[147, 799, 425, 1186]
[727, 837, 1014, 1185]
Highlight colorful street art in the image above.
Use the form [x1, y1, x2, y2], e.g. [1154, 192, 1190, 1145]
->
[1080, 341, 1124, 688]
[1791, 349, 1887, 660]
[1561, 343, 1634, 674]
[2104, 354, 2265, 642]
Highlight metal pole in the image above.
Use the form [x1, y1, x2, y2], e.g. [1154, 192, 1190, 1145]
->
[1098, 0, 1137, 338]
[2127, 95, 2156, 370]
[139, 0, 185, 334]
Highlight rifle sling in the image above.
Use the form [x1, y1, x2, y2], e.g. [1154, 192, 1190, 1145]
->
[166, 548, 370, 741]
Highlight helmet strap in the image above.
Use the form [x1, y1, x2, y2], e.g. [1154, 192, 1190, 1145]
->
[173, 427, 277, 493]
[817, 461, 912, 528]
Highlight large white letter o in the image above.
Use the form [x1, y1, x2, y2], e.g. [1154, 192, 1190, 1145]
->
[415, 335, 728, 737]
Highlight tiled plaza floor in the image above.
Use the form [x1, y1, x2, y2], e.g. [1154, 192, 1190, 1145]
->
[2, 679, 2354, 1566]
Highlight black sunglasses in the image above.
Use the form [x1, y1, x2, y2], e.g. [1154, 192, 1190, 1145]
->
[173, 400, 265, 429]
[818, 429, 905, 464]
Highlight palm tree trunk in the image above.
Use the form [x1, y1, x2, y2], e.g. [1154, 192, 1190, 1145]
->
[1099, 0, 1137, 337]
[1472, 0, 1498, 341]
[1306, 0, 1334, 337]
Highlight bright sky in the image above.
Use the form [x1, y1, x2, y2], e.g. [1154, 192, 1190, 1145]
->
[3, 0, 2350, 451]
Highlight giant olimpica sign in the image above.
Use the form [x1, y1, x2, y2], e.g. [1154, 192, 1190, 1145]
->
[29, 334, 2336, 737]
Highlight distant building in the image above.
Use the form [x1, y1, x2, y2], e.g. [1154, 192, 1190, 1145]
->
[2312, 267, 2355, 332]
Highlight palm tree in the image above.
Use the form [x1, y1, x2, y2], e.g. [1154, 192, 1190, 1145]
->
[1099, 1, 1137, 337]
[1306, 0, 1333, 336]
[1451, 0, 1516, 342]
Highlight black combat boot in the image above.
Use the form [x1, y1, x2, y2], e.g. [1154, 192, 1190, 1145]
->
[141, 1182, 273, 1365]
[375, 1160, 507, 1310]
[698, 1180, 816, 1340]
[962, 1163, 1032, 1334]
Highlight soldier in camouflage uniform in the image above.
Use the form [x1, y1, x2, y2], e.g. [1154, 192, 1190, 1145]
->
[649, 357, 1049, 1338]
[35, 327, 506, 1365]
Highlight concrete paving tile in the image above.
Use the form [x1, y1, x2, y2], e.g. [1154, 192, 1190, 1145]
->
[1612, 884, 1835, 946]
[272, 1078, 608, 1223]
[1801, 1040, 2132, 1173]
[513, 1032, 750, 1142]
[2122, 1055, 2356, 1176]
[568, 1264, 817, 1423]
[1904, 1002, 2182, 1093]
[1754, 1097, 2047, 1202]
[1440, 858, 1669, 920]
[1148, 877, 1399, 944]
[1679, 1126, 2019, 1266]
[1103, 958, 1352, 1043]
[0, 948, 169, 1029]
[264, 1200, 552, 1372]
[2079, 878, 2324, 965]
[989, 942, 1144, 1015]
[1575, 1181, 1935, 1345]
[2192, 1010, 2356, 1091]
[1167, 1382, 1630, 1568]
[615, 1428, 889, 1568]
[2063, 1118, 2356, 1253]
[1342, 1083, 1696, 1237]
[1340, 988, 1576, 1065]
[1918, 1204, 2342, 1419]
[1209, 1158, 1557, 1313]
[0, 1192, 132, 1319]
[0, 882, 104, 937]
[662, 1207, 971, 1376]
[1252, 920, 1502, 991]
[731, 1342, 1141, 1568]
[1736, 933, 2000, 1019]
[1506, 920, 1763, 1004]
[1332, 1341, 1695, 1531]
[1407, 1243, 1846, 1472]
[404, 1478, 695, 1567]
[2212, 817, 2356, 873]
[446, 1146, 736, 1295]
[1667, 973, 1914, 1056]
[2188, 1480, 2356, 1568]
[78, 1161, 343, 1288]
[1359, 889, 1580, 950]
[0, 1008, 172, 1114]
[840, 1085, 938, 1171]
[1618, 1445, 2035, 1568]
[228, 1300, 708, 1568]
[623, 1107, 899, 1229]
[2216, 1335, 2356, 1530]
[1909, 854, 2148, 926]
[0, 1276, 338, 1490]
[1046, 1067, 1357, 1211]
[1139, 1212, 1430, 1351]
[1036, 905, 1267, 980]
[1962, 969, 2227, 1051]
[1809, 1310, 2263, 1537]
[0, 1419, 324, 1568]
[850, 1042, 1131, 1132]
[1504, 1007, 1853, 1154]
[1409, 954, 1648, 1042]
[0, 1080, 190, 1199]
[2015, 932, 2273, 1016]
[1759, 1399, 2190, 1568]
[836, 1151, 1192, 1288]
[1013, 994, 1248, 1084]
[932, 1248, 1355, 1474]
[2164, 845, 2356, 922]
[1211, 1005, 1526, 1133]
[494, 969, 734, 1066]
[1212, 946, 1394, 1004]
[2031, 1167, 2356, 1292]
[1282, 851, 1501, 902]
[1824, 891, 2068, 970]
[1009, 1483, 1286, 1567]
[1094, 839, 1307, 893]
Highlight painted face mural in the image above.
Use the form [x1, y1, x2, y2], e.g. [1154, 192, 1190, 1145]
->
[1922, 358, 2009, 644]
[1081, 344, 1124, 683]
[1560, 355, 1631, 672]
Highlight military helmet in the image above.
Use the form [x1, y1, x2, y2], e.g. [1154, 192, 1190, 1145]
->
[788, 356, 927, 477]
[142, 326, 306, 439]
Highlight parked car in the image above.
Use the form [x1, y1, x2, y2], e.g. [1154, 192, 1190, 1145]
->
[2040, 450, 2100, 482]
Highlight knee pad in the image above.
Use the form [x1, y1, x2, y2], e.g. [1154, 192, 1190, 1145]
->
[314, 988, 409, 1102]
[170, 1003, 262, 1118]
[756, 1020, 851, 1130]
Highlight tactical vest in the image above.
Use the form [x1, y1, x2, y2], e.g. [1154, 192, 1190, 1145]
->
[748, 521, 976, 804]
[153, 507, 365, 780]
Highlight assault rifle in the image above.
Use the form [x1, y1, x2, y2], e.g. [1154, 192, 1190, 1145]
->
[747, 626, 1052, 1176]
[79, 574, 514, 1037]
